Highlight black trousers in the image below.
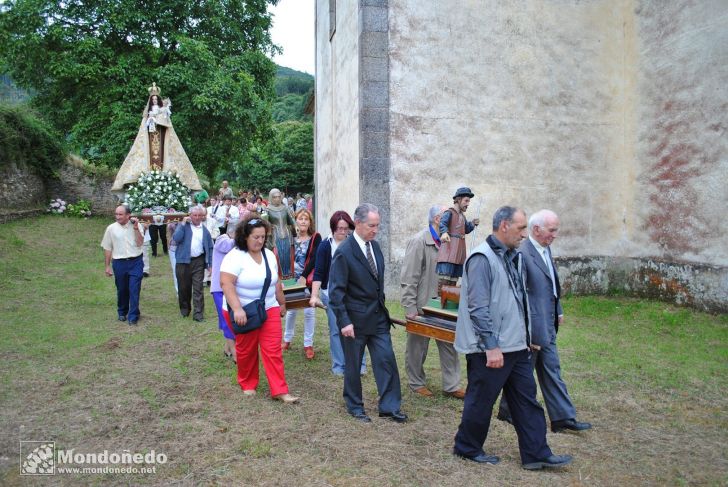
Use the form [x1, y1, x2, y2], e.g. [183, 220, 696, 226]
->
[453, 349, 552, 464]
[341, 318, 402, 415]
[149, 224, 168, 256]
[176, 255, 206, 320]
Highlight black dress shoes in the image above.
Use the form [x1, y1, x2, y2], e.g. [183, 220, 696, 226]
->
[454, 451, 500, 465]
[118, 315, 127, 322]
[551, 418, 592, 433]
[522, 454, 573, 470]
[350, 412, 372, 423]
[379, 410, 408, 423]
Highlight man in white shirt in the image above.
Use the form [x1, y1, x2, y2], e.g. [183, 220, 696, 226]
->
[101, 205, 146, 325]
[214, 195, 239, 235]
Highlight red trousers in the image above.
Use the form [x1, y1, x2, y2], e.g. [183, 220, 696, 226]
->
[235, 306, 289, 397]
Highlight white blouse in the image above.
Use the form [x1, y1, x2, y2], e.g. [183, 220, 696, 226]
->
[220, 248, 279, 309]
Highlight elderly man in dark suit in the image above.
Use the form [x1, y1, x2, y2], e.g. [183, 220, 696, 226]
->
[328, 203, 407, 424]
[498, 209, 591, 433]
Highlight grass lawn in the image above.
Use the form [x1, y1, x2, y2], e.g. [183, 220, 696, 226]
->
[1, 215, 727, 486]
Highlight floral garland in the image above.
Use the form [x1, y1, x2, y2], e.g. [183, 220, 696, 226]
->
[125, 170, 190, 213]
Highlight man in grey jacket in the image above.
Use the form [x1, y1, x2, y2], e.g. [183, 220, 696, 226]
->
[497, 209, 591, 432]
[401, 205, 464, 399]
[452, 206, 572, 470]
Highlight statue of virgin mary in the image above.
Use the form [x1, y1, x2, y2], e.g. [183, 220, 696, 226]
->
[111, 83, 202, 194]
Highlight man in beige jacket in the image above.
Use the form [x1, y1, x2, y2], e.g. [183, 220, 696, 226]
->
[401, 205, 465, 399]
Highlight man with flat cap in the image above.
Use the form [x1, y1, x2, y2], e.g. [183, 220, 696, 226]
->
[436, 187, 479, 292]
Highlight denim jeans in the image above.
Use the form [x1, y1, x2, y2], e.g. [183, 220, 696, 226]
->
[321, 290, 366, 375]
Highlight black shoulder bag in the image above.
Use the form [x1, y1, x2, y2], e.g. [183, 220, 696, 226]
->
[229, 250, 272, 334]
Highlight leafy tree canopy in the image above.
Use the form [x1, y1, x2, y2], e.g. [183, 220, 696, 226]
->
[235, 119, 312, 195]
[0, 0, 280, 180]
[272, 91, 312, 122]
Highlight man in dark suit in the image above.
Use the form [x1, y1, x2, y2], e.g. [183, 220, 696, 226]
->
[328, 203, 407, 423]
[498, 209, 591, 433]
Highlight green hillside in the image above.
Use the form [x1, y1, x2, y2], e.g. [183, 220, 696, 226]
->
[273, 65, 313, 122]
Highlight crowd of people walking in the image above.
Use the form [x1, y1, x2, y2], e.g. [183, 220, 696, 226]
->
[101, 182, 591, 471]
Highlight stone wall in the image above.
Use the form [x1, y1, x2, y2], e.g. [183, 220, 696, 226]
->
[0, 158, 117, 218]
[45, 163, 118, 215]
[558, 256, 728, 314]
[0, 162, 47, 209]
[315, 0, 728, 311]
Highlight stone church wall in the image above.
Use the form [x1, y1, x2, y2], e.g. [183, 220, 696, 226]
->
[314, 0, 362, 228]
[315, 1, 728, 311]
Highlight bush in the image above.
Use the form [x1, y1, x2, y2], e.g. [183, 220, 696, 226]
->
[66, 199, 92, 218]
[47, 198, 67, 214]
[0, 103, 67, 177]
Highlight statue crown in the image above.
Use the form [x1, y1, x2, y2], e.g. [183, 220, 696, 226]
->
[148, 82, 161, 97]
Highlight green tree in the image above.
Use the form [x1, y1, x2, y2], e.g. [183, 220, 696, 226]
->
[0, 0, 279, 180]
[237, 120, 312, 193]
[272, 92, 308, 122]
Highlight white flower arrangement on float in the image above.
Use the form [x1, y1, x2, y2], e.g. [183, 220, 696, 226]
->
[124, 170, 190, 214]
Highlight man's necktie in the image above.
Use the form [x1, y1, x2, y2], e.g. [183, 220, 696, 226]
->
[543, 248, 557, 297]
[366, 241, 378, 276]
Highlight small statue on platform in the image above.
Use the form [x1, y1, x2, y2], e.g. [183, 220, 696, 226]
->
[264, 188, 296, 278]
[436, 187, 480, 293]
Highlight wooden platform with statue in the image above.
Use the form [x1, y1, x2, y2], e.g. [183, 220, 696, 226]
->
[393, 285, 461, 344]
[111, 83, 204, 220]
[280, 278, 311, 310]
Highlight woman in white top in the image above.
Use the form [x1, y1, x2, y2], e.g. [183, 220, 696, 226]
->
[220, 216, 299, 403]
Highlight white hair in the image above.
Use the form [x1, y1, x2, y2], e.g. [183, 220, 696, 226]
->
[428, 205, 444, 225]
[528, 209, 558, 233]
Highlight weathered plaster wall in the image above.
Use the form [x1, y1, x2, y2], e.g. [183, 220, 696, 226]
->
[384, 0, 727, 307]
[315, 0, 361, 230]
[315, 1, 728, 310]
[634, 1, 728, 265]
[388, 0, 635, 262]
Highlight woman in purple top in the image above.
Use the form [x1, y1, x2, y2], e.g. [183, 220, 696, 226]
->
[212, 223, 238, 362]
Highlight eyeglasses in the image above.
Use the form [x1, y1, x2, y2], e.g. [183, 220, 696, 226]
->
[247, 219, 260, 225]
